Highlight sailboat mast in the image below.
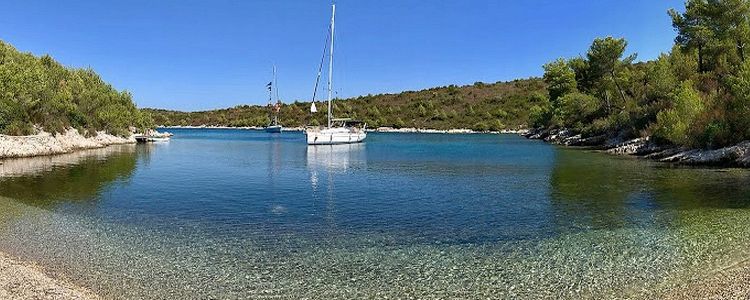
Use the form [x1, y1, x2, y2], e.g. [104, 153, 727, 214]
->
[268, 66, 273, 106]
[327, 3, 335, 128]
[273, 65, 278, 125]
[273, 65, 280, 104]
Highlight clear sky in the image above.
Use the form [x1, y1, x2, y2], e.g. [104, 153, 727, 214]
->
[0, 0, 684, 111]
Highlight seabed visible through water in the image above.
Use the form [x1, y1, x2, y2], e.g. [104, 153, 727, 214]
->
[0, 129, 749, 299]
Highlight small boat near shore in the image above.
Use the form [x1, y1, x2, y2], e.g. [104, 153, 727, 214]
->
[135, 130, 173, 143]
[147, 136, 171, 142]
[265, 124, 282, 133]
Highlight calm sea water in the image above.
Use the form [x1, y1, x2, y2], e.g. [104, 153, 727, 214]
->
[0, 129, 749, 299]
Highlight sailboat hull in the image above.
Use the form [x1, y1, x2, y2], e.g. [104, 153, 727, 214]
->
[305, 127, 366, 145]
[265, 125, 283, 133]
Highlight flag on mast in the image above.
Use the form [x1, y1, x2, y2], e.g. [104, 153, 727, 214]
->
[310, 101, 318, 113]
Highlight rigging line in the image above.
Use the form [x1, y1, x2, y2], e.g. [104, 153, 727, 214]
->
[311, 24, 331, 103]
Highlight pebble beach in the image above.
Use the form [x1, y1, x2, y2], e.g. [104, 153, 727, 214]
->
[0, 252, 97, 300]
[657, 261, 750, 299]
[1, 248, 750, 299]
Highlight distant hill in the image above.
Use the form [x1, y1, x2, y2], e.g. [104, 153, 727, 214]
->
[146, 78, 547, 131]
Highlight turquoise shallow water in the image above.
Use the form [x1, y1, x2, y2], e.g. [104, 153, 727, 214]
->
[0, 129, 749, 299]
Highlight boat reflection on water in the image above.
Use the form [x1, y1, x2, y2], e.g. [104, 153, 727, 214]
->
[306, 143, 366, 189]
[306, 143, 365, 170]
[306, 143, 366, 228]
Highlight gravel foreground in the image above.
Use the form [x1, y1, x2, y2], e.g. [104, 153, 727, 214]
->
[655, 260, 750, 300]
[0, 252, 98, 300]
[2, 248, 750, 300]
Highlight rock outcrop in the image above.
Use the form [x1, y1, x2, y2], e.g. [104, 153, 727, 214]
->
[606, 137, 666, 156]
[524, 127, 750, 168]
[653, 141, 750, 167]
[0, 129, 135, 159]
[523, 128, 604, 146]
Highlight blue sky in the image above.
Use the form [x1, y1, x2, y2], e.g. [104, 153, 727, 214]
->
[0, 0, 684, 111]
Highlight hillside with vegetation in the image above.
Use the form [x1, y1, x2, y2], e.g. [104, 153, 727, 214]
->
[152, 0, 750, 154]
[0, 40, 152, 136]
[147, 78, 547, 131]
[533, 0, 750, 150]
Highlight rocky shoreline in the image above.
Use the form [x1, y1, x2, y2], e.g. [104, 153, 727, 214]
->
[0, 129, 135, 160]
[368, 127, 526, 134]
[161, 125, 527, 135]
[523, 128, 750, 167]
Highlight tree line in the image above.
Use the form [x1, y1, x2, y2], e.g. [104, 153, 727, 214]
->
[0, 40, 152, 136]
[534, 0, 750, 149]
[146, 78, 547, 131]
[153, 1, 750, 150]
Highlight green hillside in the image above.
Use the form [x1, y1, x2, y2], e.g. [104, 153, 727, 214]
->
[147, 78, 547, 131]
[0, 41, 152, 136]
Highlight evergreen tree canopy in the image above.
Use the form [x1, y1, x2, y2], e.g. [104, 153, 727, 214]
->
[0, 41, 152, 136]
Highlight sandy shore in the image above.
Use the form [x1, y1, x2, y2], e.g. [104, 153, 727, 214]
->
[0, 252, 98, 300]
[0, 129, 135, 159]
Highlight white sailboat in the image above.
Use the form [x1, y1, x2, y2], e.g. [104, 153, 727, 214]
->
[305, 4, 367, 145]
[265, 65, 283, 133]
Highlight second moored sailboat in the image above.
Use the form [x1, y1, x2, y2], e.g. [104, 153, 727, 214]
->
[305, 3, 367, 145]
[265, 66, 283, 133]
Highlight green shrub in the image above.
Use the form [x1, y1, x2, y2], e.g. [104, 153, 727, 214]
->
[528, 105, 550, 127]
[655, 81, 704, 146]
[394, 118, 405, 128]
[3, 120, 34, 136]
[489, 120, 505, 131]
[556, 92, 600, 129]
[472, 121, 489, 132]
[700, 120, 730, 149]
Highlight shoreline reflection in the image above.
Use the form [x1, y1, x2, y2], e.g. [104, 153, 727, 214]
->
[0, 144, 142, 208]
